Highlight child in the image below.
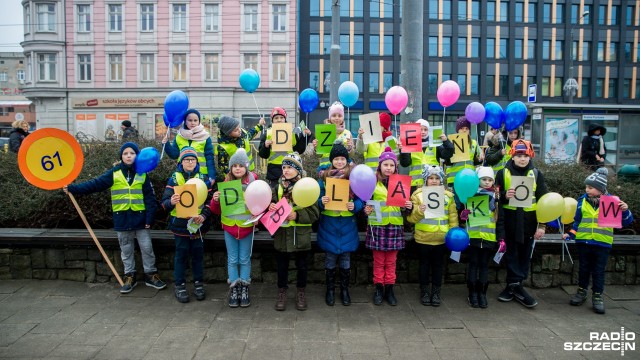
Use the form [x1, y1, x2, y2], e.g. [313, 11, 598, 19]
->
[317, 143, 364, 306]
[63, 142, 166, 294]
[258, 107, 312, 187]
[313, 102, 354, 168]
[356, 112, 395, 173]
[563, 168, 633, 314]
[363, 147, 413, 306]
[211, 149, 258, 308]
[443, 117, 483, 188]
[407, 165, 458, 306]
[461, 166, 502, 308]
[161, 147, 213, 303]
[163, 109, 217, 181]
[215, 115, 265, 183]
[486, 127, 523, 172]
[271, 152, 320, 311]
[495, 139, 548, 308]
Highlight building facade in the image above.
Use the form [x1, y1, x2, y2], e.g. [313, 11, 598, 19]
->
[0, 52, 35, 134]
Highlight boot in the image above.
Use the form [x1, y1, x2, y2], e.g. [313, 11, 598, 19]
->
[384, 284, 397, 306]
[373, 283, 384, 306]
[325, 268, 336, 306]
[339, 268, 351, 306]
[296, 287, 308, 311]
[420, 285, 431, 306]
[497, 283, 514, 302]
[431, 286, 442, 307]
[228, 282, 240, 308]
[467, 282, 479, 308]
[477, 282, 488, 309]
[275, 287, 287, 311]
[512, 283, 538, 308]
[592, 292, 605, 314]
[570, 287, 588, 306]
[239, 282, 251, 308]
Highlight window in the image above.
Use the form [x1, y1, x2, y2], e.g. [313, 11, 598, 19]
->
[428, 37, 438, 57]
[528, 3, 536, 22]
[527, 40, 536, 59]
[354, 35, 363, 55]
[109, 54, 122, 81]
[340, 0, 349, 16]
[555, 4, 563, 24]
[370, 35, 380, 55]
[499, 38, 508, 59]
[609, 78, 618, 97]
[310, 0, 319, 16]
[554, 78, 562, 96]
[581, 41, 591, 61]
[324, 0, 332, 17]
[173, 54, 187, 81]
[515, 2, 524, 22]
[611, 5, 619, 25]
[204, 54, 219, 81]
[597, 42, 605, 61]
[582, 77, 590, 97]
[354, 1, 363, 17]
[470, 74, 479, 95]
[108, 4, 122, 32]
[487, 1, 495, 21]
[514, 76, 523, 96]
[627, 6, 636, 26]
[499, 75, 508, 95]
[26, 55, 32, 82]
[609, 42, 618, 61]
[442, 0, 451, 20]
[583, 5, 592, 24]
[383, 72, 392, 92]
[428, 73, 438, 93]
[515, 39, 523, 59]
[244, 53, 258, 70]
[0, 73, 7, 82]
[458, 37, 467, 57]
[595, 78, 604, 97]
[541, 76, 550, 96]
[542, 40, 551, 60]
[310, 34, 320, 54]
[499, 2, 508, 22]
[244, 4, 258, 31]
[272, 54, 286, 81]
[24, 4, 30, 34]
[323, 34, 330, 53]
[340, 34, 349, 54]
[204, 4, 219, 32]
[623, 79, 631, 99]
[77, 5, 91, 32]
[173, 4, 187, 32]
[38, 53, 56, 81]
[457, 74, 466, 93]
[429, 0, 438, 19]
[555, 40, 563, 60]
[78, 54, 92, 81]
[442, 37, 451, 57]
[17, 70, 25, 81]
[37, 3, 56, 32]
[598, 5, 606, 25]
[543, 3, 551, 23]
[383, 1, 392, 17]
[141, 4, 154, 32]
[140, 54, 154, 81]
[486, 38, 495, 58]
[369, 72, 379, 93]
[309, 71, 319, 91]
[370, 0, 379, 18]
[486, 75, 495, 95]
[273, 4, 286, 32]
[383, 35, 393, 55]
[625, 43, 633, 61]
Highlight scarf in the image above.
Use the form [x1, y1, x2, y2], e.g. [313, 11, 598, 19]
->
[178, 124, 210, 142]
[422, 137, 429, 149]
[279, 174, 300, 203]
[585, 195, 600, 210]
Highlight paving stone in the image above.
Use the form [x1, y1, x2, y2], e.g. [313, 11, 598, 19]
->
[1, 333, 65, 357]
[245, 328, 294, 350]
[436, 348, 488, 360]
[477, 338, 535, 360]
[0, 323, 36, 346]
[205, 319, 252, 341]
[31, 311, 93, 335]
[388, 341, 439, 359]
[381, 320, 429, 342]
[338, 332, 390, 355]
[193, 339, 247, 360]
[292, 340, 341, 360]
[116, 315, 172, 337]
[427, 329, 481, 349]
[93, 335, 155, 360]
[48, 344, 103, 359]
[64, 322, 124, 346]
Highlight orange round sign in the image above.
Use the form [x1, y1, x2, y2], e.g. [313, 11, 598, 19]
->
[18, 128, 84, 190]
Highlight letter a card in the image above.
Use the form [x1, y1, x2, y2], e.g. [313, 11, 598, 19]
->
[260, 198, 292, 235]
[386, 174, 411, 207]
[272, 123, 293, 152]
[325, 178, 350, 211]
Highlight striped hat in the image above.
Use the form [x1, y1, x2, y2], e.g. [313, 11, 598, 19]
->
[282, 152, 303, 175]
[585, 167, 608, 194]
[179, 146, 198, 163]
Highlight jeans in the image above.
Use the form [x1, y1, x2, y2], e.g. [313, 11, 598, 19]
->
[577, 243, 610, 294]
[325, 252, 351, 270]
[504, 236, 534, 284]
[276, 251, 309, 289]
[117, 229, 157, 275]
[224, 231, 252, 284]
[372, 250, 398, 285]
[417, 243, 445, 287]
[174, 235, 204, 285]
[466, 246, 492, 283]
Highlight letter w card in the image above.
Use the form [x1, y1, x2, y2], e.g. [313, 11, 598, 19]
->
[260, 198, 292, 235]
[466, 195, 491, 228]
[218, 180, 245, 216]
[386, 174, 411, 207]
[325, 178, 350, 211]
[598, 195, 622, 228]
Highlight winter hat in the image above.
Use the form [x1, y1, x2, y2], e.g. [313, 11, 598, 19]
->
[329, 141, 350, 163]
[282, 152, 303, 174]
[422, 165, 445, 183]
[270, 107, 287, 121]
[416, 119, 430, 129]
[218, 115, 240, 136]
[585, 167, 609, 194]
[476, 166, 495, 181]
[328, 102, 344, 118]
[229, 148, 249, 169]
[179, 146, 198, 163]
[183, 109, 201, 122]
[509, 139, 535, 158]
[379, 113, 392, 129]
[455, 117, 471, 132]
[121, 120, 132, 128]
[120, 142, 140, 157]
[378, 146, 397, 166]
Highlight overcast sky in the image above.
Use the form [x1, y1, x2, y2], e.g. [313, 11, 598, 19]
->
[0, 1, 25, 52]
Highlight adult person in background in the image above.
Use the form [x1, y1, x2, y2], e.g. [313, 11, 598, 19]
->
[9, 120, 30, 153]
[121, 120, 139, 140]
[578, 124, 607, 171]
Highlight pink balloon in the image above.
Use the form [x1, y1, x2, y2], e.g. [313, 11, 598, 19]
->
[244, 180, 273, 215]
[437, 80, 461, 107]
[384, 86, 408, 115]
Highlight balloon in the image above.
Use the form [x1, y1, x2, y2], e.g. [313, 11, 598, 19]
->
[186, 178, 208, 206]
[445, 228, 470, 252]
[338, 81, 359, 107]
[298, 88, 319, 113]
[349, 164, 376, 201]
[292, 177, 321, 208]
[465, 102, 485, 125]
[135, 147, 160, 174]
[162, 113, 169, 127]
[561, 197, 578, 224]
[245, 180, 273, 215]
[504, 101, 528, 131]
[239, 69, 260, 93]
[164, 90, 189, 127]
[484, 102, 504, 129]
[437, 80, 461, 107]
[384, 86, 408, 115]
[453, 169, 479, 204]
[536, 192, 565, 223]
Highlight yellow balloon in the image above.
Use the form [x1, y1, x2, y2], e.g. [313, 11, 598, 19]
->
[186, 178, 208, 206]
[292, 177, 320, 208]
[536, 192, 565, 223]
[561, 197, 578, 224]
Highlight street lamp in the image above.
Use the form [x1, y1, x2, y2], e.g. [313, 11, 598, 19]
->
[563, 10, 590, 103]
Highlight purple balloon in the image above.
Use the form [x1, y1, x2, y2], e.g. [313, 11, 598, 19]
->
[465, 102, 485, 125]
[349, 164, 376, 201]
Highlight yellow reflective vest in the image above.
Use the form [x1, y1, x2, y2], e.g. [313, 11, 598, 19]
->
[175, 136, 211, 175]
[414, 193, 452, 233]
[363, 142, 387, 172]
[111, 171, 146, 212]
[217, 134, 254, 171]
[502, 168, 538, 211]
[170, 172, 206, 217]
[220, 182, 253, 228]
[492, 145, 511, 173]
[278, 185, 312, 228]
[409, 147, 438, 187]
[368, 182, 404, 226]
[575, 200, 614, 245]
[446, 139, 479, 185]
[266, 128, 297, 165]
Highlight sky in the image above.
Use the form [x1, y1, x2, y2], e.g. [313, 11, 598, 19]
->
[0, 1, 25, 52]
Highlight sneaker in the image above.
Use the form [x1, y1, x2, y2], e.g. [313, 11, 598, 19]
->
[175, 283, 189, 303]
[228, 283, 240, 308]
[144, 273, 167, 290]
[194, 281, 206, 301]
[570, 287, 588, 306]
[592, 293, 605, 314]
[240, 283, 251, 308]
[120, 274, 137, 294]
[512, 284, 538, 308]
[497, 284, 514, 302]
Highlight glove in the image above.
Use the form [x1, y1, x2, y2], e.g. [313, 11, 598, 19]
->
[460, 209, 471, 221]
[498, 239, 506, 253]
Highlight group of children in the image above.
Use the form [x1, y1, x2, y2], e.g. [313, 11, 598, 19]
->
[64, 103, 633, 315]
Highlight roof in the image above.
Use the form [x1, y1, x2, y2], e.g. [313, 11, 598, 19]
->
[0, 100, 32, 106]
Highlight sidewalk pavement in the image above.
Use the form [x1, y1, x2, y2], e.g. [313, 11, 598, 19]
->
[0, 280, 638, 360]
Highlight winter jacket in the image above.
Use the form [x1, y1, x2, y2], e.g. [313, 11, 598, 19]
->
[67, 163, 157, 231]
[579, 124, 607, 169]
[210, 172, 258, 240]
[122, 126, 139, 140]
[258, 129, 311, 181]
[408, 187, 459, 245]
[270, 181, 320, 253]
[9, 128, 28, 153]
[164, 136, 216, 180]
[566, 193, 634, 248]
[316, 177, 364, 254]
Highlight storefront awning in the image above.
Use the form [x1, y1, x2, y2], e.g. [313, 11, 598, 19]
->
[0, 100, 33, 106]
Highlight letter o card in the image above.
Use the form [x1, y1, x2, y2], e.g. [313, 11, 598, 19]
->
[272, 123, 293, 152]
[326, 178, 349, 211]
[176, 184, 198, 218]
[508, 176, 534, 208]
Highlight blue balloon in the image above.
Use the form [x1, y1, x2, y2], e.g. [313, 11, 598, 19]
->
[484, 102, 504, 129]
[445, 228, 470, 252]
[453, 168, 480, 204]
[163, 113, 169, 127]
[136, 147, 160, 174]
[299, 88, 319, 113]
[239, 69, 260, 93]
[164, 90, 189, 127]
[504, 101, 528, 131]
[338, 81, 359, 107]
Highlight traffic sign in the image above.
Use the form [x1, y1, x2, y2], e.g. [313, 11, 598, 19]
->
[528, 84, 537, 103]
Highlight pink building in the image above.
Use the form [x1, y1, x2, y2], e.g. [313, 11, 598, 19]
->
[21, 0, 298, 140]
